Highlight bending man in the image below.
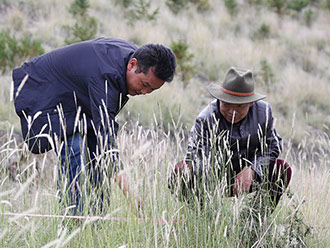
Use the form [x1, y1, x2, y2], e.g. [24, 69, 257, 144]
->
[13, 37, 176, 215]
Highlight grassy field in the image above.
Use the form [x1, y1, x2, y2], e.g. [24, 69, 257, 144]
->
[0, 121, 329, 247]
[1, 0, 330, 247]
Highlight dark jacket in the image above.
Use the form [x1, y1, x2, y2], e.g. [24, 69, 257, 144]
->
[185, 99, 282, 180]
[12, 38, 137, 153]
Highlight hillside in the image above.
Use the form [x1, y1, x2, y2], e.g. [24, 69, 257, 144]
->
[0, 0, 329, 247]
[1, 0, 329, 141]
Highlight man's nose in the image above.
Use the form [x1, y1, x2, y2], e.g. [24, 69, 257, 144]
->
[228, 106, 235, 114]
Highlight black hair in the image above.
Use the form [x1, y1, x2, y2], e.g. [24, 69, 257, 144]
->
[132, 44, 177, 82]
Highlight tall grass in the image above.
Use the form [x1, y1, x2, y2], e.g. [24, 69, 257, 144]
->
[1, 114, 329, 247]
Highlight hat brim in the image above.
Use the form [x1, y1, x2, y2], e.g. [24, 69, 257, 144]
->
[207, 83, 266, 104]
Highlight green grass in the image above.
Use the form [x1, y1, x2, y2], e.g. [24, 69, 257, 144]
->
[0, 119, 329, 247]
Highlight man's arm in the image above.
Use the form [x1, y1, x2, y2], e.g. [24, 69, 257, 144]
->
[88, 76, 120, 137]
[185, 117, 216, 175]
[88, 76, 143, 215]
[168, 118, 207, 195]
[251, 103, 282, 180]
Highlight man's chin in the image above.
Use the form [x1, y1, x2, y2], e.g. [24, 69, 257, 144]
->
[225, 116, 234, 123]
[225, 117, 240, 124]
[128, 91, 138, 96]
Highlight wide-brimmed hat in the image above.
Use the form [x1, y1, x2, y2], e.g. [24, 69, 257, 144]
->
[207, 67, 266, 104]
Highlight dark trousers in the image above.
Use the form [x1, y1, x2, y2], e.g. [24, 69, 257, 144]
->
[262, 158, 292, 206]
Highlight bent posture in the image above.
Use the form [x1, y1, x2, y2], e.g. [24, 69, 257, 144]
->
[12, 37, 176, 215]
[169, 67, 291, 210]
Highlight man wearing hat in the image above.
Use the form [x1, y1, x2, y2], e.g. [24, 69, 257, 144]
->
[169, 67, 291, 209]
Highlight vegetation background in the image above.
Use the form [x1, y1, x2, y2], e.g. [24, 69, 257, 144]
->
[0, 0, 329, 247]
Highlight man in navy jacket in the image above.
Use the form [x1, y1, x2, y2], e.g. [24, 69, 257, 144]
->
[12, 37, 176, 214]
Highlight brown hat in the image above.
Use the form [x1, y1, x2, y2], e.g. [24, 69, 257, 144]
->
[207, 67, 266, 104]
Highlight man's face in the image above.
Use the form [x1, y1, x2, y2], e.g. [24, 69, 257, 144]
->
[219, 101, 253, 123]
[126, 58, 165, 96]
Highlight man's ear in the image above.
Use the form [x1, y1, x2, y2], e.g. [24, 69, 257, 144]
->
[127, 58, 138, 72]
[249, 102, 254, 107]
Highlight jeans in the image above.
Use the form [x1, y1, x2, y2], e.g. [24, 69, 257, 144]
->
[58, 130, 120, 215]
[59, 133, 85, 215]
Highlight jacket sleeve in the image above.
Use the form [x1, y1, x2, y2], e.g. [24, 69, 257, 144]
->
[185, 114, 224, 176]
[88, 74, 124, 171]
[251, 104, 282, 180]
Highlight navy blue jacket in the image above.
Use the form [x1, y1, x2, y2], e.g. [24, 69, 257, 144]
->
[12, 38, 137, 153]
[185, 99, 282, 180]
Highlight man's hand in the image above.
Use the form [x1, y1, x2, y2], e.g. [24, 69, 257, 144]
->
[233, 166, 255, 196]
[133, 194, 144, 218]
[115, 172, 144, 218]
[168, 161, 192, 193]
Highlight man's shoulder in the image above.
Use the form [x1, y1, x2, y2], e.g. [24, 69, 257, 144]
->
[253, 100, 272, 111]
[92, 37, 138, 51]
[250, 100, 274, 120]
